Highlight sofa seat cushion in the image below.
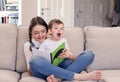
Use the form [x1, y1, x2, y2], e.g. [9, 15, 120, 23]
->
[21, 72, 97, 82]
[0, 70, 20, 82]
[102, 70, 120, 82]
[84, 26, 120, 70]
[20, 72, 45, 82]
[63, 80, 97, 82]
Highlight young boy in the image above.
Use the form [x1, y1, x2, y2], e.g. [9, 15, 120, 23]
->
[39, 19, 74, 66]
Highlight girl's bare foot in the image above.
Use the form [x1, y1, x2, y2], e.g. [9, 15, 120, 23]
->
[47, 75, 62, 82]
[47, 75, 55, 82]
[74, 71, 102, 81]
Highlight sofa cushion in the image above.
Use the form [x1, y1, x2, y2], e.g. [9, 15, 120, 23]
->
[0, 24, 17, 70]
[20, 72, 45, 82]
[63, 27, 84, 56]
[21, 72, 96, 82]
[102, 70, 120, 82]
[16, 26, 84, 72]
[16, 26, 29, 72]
[84, 26, 120, 70]
[0, 70, 20, 82]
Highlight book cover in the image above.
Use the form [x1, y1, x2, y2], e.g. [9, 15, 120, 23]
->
[33, 42, 65, 66]
[51, 42, 65, 66]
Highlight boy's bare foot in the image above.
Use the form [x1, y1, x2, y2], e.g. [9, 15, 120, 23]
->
[47, 75, 62, 82]
[74, 71, 102, 81]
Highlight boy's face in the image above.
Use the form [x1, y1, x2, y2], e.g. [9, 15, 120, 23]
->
[49, 24, 64, 41]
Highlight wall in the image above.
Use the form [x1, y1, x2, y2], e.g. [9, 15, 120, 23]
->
[20, 0, 37, 25]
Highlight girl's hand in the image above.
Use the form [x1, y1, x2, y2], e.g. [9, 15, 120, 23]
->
[60, 48, 70, 59]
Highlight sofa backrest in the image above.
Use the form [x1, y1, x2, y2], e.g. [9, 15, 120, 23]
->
[84, 26, 120, 70]
[0, 24, 17, 70]
[16, 26, 29, 72]
[16, 26, 84, 72]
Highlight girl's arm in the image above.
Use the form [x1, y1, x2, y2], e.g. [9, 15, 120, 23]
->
[24, 42, 33, 72]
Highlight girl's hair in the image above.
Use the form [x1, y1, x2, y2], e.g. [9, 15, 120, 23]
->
[48, 19, 64, 29]
[29, 16, 48, 51]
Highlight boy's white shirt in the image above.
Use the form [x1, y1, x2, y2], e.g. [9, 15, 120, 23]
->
[38, 38, 70, 52]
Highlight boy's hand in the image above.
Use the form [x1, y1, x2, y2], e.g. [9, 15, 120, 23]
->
[60, 48, 70, 59]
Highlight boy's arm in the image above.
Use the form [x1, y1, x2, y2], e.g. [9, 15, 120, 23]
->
[69, 52, 77, 61]
[60, 49, 77, 61]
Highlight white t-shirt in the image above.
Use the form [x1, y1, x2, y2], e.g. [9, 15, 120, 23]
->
[24, 39, 41, 69]
[39, 38, 70, 53]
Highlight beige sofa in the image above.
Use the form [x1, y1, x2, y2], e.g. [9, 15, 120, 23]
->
[0, 24, 120, 82]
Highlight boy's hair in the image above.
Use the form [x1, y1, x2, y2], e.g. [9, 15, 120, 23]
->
[48, 19, 64, 29]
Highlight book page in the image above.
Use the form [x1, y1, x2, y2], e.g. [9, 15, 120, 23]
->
[32, 48, 51, 63]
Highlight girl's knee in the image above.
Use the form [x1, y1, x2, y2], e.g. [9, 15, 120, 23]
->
[82, 50, 95, 60]
[85, 50, 94, 56]
[29, 55, 45, 66]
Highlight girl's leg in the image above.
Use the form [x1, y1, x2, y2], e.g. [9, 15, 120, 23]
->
[66, 50, 94, 73]
[30, 62, 47, 80]
[29, 56, 74, 81]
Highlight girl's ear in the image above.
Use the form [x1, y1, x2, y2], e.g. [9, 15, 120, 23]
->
[48, 29, 52, 35]
[47, 29, 52, 38]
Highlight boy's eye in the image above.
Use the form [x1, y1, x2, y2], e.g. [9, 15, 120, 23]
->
[61, 28, 63, 30]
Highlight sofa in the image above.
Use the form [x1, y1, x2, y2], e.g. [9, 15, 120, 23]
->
[0, 24, 120, 82]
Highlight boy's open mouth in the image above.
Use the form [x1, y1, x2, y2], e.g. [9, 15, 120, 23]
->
[57, 33, 61, 37]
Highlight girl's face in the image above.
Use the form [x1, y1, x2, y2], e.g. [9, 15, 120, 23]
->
[49, 24, 64, 41]
[32, 25, 47, 43]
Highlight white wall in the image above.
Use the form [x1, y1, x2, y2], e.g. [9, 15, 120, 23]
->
[20, 0, 74, 26]
[20, 0, 37, 25]
[62, 0, 74, 27]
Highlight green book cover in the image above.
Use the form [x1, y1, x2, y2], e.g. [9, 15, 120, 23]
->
[51, 42, 65, 66]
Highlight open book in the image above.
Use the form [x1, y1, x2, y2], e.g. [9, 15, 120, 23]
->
[32, 42, 65, 66]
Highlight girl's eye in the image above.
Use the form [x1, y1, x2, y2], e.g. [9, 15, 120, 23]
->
[34, 31, 39, 35]
[54, 27, 57, 29]
[41, 30, 46, 33]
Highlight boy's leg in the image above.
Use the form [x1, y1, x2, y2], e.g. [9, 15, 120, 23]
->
[58, 58, 73, 69]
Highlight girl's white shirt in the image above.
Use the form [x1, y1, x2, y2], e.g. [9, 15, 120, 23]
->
[24, 39, 41, 69]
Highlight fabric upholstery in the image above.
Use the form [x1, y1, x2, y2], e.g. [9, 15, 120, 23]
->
[0, 70, 20, 82]
[20, 72, 46, 82]
[102, 70, 120, 82]
[16, 26, 29, 72]
[63, 27, 84, 56]
[0, 24, 17, 70]
[84, 26, 120, 70]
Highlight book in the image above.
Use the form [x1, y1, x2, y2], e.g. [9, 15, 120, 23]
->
[32, 42, 65, 66]
[51, 42, 65, 66]
[32, 49, 52, 62]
